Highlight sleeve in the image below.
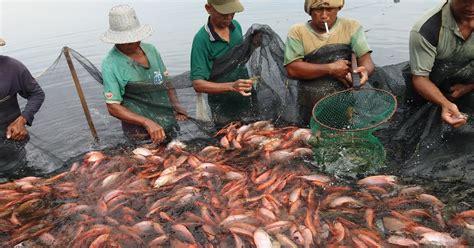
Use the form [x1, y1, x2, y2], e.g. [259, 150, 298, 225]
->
[409, 30, 436, 77]
[284, 27, 305, 66]
[350, 25, 372, 58]
[101, 61, 124, 104]
[190, 34, 212, 81]
[17, 65, 45, 126]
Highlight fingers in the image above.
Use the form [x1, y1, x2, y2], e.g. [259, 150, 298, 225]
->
[360, 71, 369, 86]
[151, 129, 166, 144]
[234, 79, 253, 96]
[6, 126, 12, 139]
[176, 114, 188, 121]
[6, 125, 27, 140]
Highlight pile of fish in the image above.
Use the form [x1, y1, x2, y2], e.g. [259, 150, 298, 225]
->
[0, 121, 473, 247]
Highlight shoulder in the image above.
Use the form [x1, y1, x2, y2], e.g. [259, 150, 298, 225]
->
[193, 25, 208, 41]
[337, 17, 362, 31]
[192, 26, 209, 47]
[232, 20, 242, 31]
[141, 42, 161, 56]
[288, 23, 308, 37]
[0, 56, 27, 71]
[412, 1, 445, 32]
[411, 1, 445, 46]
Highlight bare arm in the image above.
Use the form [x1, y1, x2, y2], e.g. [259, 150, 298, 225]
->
[286, 59, 333, 80]
[106, 103, 166, 143]
[286, 59, 352, 87]
[165, 83, 188, 121]
[413, 75, 467, 128]
[192, 79, 253, 95]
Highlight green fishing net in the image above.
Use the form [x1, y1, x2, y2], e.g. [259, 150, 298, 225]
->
[309, 88, 397, 175]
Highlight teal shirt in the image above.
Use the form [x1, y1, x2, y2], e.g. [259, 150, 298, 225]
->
[102, 42, 170, 103]
[190, 19, 244, 81]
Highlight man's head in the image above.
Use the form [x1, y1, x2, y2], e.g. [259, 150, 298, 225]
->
[206, 0, 244, 29]
[451, 0, 474, 20]
[0, 38, 5, 47]
[305, 0, 344, 32]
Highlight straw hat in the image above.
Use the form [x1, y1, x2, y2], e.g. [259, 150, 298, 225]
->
[0, 38, 5, 46]
[100, 4, 152, 44]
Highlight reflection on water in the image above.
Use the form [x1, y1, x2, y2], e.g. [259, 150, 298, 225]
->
[0, 0, 440, 175]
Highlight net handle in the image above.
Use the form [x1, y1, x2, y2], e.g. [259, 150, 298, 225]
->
[351, 53, 360, 89]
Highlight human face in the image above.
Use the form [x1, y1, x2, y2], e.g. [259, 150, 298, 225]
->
[310, 7, 340, 33]
[451, 0, 474, 20]
[116, 41, 141, 55]
[206, 4, 235, 29]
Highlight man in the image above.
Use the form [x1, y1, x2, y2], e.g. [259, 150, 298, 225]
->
[408, 0, 473, 128]
[190, 0, 254, 127]
[101, 5, 187, 144]
[284, 0, 375, 125]
[0, 37, 45, 174]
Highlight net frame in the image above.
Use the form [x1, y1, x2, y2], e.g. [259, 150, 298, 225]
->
[311, 88, 398, 132]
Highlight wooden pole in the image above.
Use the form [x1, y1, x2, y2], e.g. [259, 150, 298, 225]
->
[63, 47, 99, 141]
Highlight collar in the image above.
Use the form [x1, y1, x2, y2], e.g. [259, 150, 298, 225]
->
[205, 17, 236, 42]
[442, 0, 465, 40]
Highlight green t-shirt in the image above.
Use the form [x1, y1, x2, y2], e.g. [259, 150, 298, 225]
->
[409, 0, 474, 77]
[190, 19, 244, 81]
[101, 42, 177, 132]
[102, 42, 170, 104]
[284, 18, 372, 65]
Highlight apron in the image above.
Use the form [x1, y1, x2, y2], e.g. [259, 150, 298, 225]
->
[396, 57, 474, 178]
[208, 52, 255, 127]
[120, 81, 177, 141]
[0, 95, 28, 173]
[298, 44, 352, 126]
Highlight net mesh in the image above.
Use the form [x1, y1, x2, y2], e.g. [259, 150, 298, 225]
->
[309, 88, 397, 176]
[312, 88, 397, 132]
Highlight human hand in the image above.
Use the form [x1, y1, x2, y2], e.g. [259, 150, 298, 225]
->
[449, 84, 473, 99]
[441, 103, 467, 128]
[6, 116, 28, 141]
[232, 79, 254, 96]
[174, 106, 189, 121]
[353, 66, 369, 86]
[329, 60, 351, 88]
[143, 119, 166, 144]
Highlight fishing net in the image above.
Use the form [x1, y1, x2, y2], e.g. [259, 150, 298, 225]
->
[309, 87, 397, 176]
[6, 24, 300, 178]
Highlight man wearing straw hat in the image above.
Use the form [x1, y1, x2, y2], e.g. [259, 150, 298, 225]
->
[0, 37, 45, 175]
[101, 5, 187, 144]
[284, 0, 375, 126]
[190, 0, 255, 127]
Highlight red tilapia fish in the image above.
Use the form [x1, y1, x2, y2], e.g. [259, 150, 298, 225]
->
[0, 121, 471, 247]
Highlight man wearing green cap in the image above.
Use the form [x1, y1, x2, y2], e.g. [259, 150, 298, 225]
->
[190, 0, 254, 127]
[284, 0, 375, 125]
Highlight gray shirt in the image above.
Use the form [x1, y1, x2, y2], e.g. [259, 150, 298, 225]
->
[409, 0, 474, 76]
[0, 55, 44, 128]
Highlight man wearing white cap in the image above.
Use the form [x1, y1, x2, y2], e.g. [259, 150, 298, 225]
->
[101, 5, 187, 144]
[190, 0, 254, 127]
[284, 0, 375, 125]
[0, 37, 45, 174]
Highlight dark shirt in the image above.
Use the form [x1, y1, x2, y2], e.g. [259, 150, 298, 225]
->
[0, 55, 45, 128]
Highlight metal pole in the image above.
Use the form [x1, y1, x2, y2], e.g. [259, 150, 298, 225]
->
[63, 47, 99, 141]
